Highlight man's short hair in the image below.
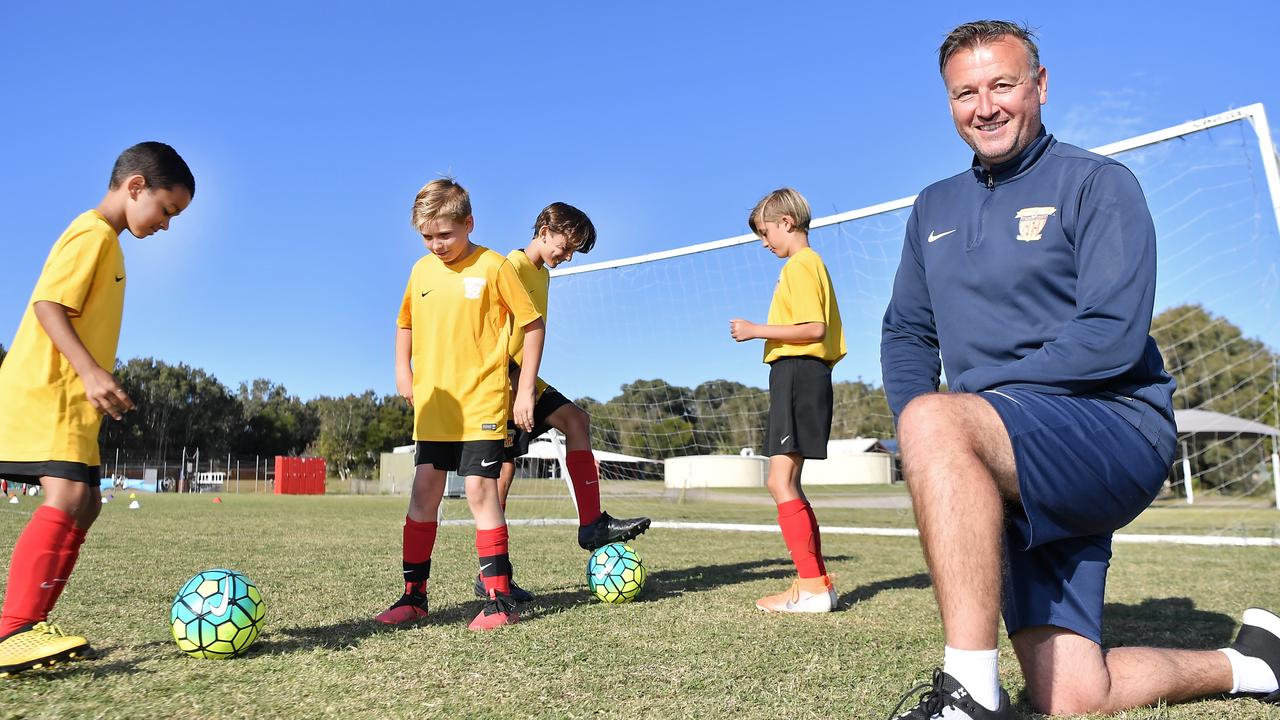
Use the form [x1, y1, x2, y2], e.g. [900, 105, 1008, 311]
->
[938, 20, 1040, 75]
[534, 202, 597, 254]
[411, 178, 471, 231]
[109, 141, 195, 198]
[748, 188, 812, 235]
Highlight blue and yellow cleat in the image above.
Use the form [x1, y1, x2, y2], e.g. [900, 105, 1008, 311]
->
[0, 622, 91, 676]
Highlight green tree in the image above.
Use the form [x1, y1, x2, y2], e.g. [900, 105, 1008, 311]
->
[692, 379, 767, 454]
[831, 380, 895, 440]
[100, 358, 240, 461]
[309, 392, 380, 479]
[1151, 304, 1280, 493]
[365, 395, 413, 456]
[237, 379, 319, 457]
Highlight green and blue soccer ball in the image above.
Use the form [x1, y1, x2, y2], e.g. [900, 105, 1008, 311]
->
[170, 568, 265, 658]
[586, 542, 646, 603]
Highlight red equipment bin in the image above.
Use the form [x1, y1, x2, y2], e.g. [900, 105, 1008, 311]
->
[273, 456, 326, 495]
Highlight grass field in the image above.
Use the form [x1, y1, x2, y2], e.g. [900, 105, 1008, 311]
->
[3, 483, 1280, 719]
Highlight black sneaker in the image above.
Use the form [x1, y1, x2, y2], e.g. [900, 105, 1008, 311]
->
[473, 573, 535, 603]
[1229, 607, 1280, 703]
[577, 511, 652, 551]
[888, 669, 1011, 719]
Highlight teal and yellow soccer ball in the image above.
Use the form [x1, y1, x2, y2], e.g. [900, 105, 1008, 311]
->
[586, 542, 646, 603]
[170, 568, 265, 658]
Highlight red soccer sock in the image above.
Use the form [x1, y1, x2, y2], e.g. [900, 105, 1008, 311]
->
[1, 505, 77, 636]
[777, 498, 827, 579]
[565, 450, 602, 526]
[43, 526, 88, 612]
[402, 517, 438, 589]
[475, 525, 511, 597]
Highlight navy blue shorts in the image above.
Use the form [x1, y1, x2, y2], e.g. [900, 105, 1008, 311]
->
[980, 388, 1171, 644]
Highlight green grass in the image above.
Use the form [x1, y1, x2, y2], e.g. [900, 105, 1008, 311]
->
[2, 490, 1279, 719]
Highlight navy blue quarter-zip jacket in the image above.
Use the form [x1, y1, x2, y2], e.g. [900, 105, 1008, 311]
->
[880, 128, 1176, 461]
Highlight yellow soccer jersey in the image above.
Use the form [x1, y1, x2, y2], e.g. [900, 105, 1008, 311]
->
[505, 249, 549, 363]
[397, 245, 541, 441]
[763, 247, 846, 366]
[504, 249, 551, 398]
[0, 210, 125, 466]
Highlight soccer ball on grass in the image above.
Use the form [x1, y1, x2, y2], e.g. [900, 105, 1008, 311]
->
[170, 568, 265, 658]
[586, 542, 646, 603]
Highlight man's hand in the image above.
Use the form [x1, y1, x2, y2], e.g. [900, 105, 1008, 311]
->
[82, 366, 134, 420]
[729, 318, 757, 342]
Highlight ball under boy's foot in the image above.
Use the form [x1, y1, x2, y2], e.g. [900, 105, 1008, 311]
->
[374, 588, 430, 625]
[889, 669, 1012, 719]
[468, 592, 519, 631]
[755, 575, 837, 613]
[0, 622, 91, 676]
[472, 574, 534, 603]
[577, 511, 652, 551]
[1229, 607, 1280, 703]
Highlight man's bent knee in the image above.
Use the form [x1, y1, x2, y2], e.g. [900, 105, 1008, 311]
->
[1015, 627, 1111, 715]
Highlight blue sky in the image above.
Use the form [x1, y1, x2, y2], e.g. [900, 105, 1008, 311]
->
[2, 2, 1279, 401]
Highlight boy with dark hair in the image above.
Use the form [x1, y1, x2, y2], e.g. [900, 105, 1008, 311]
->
[381, 178, 546, 630]
[730, 187, 844, 613]
[0, 141, 194, 673]
[480, 202, 651, 602]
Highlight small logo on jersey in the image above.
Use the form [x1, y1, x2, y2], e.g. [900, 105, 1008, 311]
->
[481, 423, 498, 431]
[420, 289, 433, 298]
[1015, 206, 1057, 242]
[463, 277, 486, 299]
[115, 274, 125, 282]
[480, 459, 498, 468]
[780, 434, 791, 445]
[926, 229, 957, 243]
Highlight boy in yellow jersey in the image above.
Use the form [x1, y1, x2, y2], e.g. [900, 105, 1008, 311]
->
[475, 203, 651, 602]
[730, 188, 844, 613]
[0, 142, 194, 673]
[379, 178, 545, 631]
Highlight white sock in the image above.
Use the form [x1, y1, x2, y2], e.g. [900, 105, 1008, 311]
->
[943, 645, 1001, 711]
[1221, 648, 1278, 694]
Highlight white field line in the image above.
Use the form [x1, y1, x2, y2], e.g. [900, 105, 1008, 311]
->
[463, 517, 1280, 548]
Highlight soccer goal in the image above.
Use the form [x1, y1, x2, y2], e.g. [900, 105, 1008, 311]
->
[494, 104, 1280, 529]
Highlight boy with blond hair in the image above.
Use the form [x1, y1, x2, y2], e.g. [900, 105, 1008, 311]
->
[380, 178, 545, 630]
[480, 202, 651, 601]
[730, 187, 844, 613]
[0, 142, 194, 673]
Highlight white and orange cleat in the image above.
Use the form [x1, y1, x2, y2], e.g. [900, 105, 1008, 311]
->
[755, 574, 836, 613]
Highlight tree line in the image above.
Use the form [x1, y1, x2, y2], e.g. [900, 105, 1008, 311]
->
[0, 302, 1275, 492]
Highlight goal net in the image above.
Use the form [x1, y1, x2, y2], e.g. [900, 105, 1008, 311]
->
[498, 104, 1280, 522]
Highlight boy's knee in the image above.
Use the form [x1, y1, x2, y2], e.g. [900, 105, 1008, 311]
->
[764, 471, 799, 499]
[82, 496, 102, 525]
[561, 405, 591, 440]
